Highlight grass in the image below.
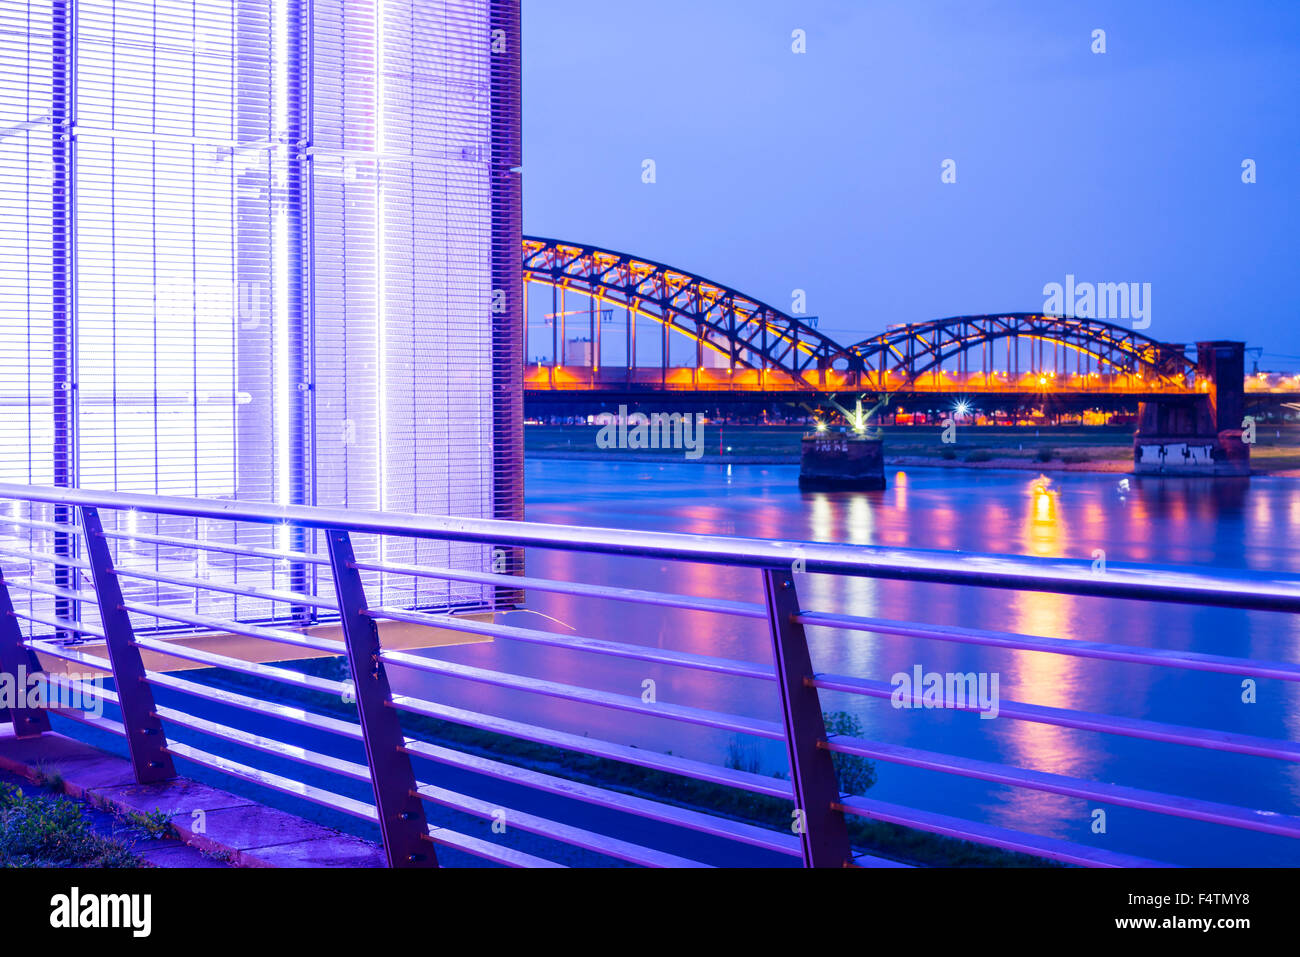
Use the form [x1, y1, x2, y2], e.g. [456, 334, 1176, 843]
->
[32, 762, 66, 794]
[123, 808, 177, 841]
[0, 782, 146, 868]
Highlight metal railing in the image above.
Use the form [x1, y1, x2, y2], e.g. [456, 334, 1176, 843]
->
[2, 481, 1300, 867]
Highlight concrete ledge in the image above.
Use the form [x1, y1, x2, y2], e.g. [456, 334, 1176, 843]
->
[0, 726, 387, 868]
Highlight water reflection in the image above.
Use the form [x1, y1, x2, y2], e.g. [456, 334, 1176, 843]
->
[395, 461, 1300, 865]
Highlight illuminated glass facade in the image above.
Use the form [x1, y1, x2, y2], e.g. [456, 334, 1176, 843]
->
[0, 0, 522, 620]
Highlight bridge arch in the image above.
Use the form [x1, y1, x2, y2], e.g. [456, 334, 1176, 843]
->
[521, 239, 1201, 396]
[522, 236, 859, 384]
[850, 314, 1196, 391]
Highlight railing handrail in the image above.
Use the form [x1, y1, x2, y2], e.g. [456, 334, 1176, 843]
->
[4, 482, 1299, 868]
[1, 481, 1299, 613]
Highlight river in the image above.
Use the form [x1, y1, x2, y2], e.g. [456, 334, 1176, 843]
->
[392, 459, 1300, 866]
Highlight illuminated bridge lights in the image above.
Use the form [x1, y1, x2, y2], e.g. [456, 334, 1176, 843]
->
[522, 242, 1292, 400]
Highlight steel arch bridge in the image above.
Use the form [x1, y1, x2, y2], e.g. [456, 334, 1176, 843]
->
[849, 314, 1197, 393]
[522, 238, 1217, 397]
[523, 236, 857, 390]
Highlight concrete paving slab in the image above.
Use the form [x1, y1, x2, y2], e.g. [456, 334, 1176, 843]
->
[241, 833, 388, 868]
[0, 726, 118, 773]
[139, 843, 231, 868]
[170, 801, 348, 854]
[94, 778, 254, 820]
[47, 753, 140, 799]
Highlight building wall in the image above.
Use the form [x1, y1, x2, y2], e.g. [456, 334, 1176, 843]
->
[0, 0, 521, 619]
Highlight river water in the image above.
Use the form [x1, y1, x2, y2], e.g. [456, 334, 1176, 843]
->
[394, 458, 1300, 866]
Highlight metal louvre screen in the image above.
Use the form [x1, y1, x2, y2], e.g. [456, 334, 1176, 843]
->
[308, 0, 510, 608]
[0, 0, 522, 637]
[0, 2, 56, 490]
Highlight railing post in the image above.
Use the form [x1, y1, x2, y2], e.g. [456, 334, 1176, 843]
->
[79, 506, 175, 783]
[762, 566, 852, 867]
[325, 528, 437, 868]
[0, 560, 51, 738]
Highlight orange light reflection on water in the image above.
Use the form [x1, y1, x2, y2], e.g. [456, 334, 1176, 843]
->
[990, 476, 1094, 835]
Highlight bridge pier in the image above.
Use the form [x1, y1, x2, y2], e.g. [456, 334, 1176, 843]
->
[1134, 341, 1249, 476]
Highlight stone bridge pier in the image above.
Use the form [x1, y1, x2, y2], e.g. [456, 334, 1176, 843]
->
[1134, 341, 1249, 476]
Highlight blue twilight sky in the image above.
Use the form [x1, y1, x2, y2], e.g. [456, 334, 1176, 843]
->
[521, 0, 1300, 368]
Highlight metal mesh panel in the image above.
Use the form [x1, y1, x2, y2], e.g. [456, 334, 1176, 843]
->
[0, 0, 522, 638]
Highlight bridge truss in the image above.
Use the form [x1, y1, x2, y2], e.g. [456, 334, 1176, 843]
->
[522, 239, 1202, 396]
[850, 314, 1198, 392]
[522, 236, 857, 387]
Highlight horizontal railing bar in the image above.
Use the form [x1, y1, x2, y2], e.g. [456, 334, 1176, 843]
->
[401, 738, 802, 858]
[851, 851, 914, 868]
[3, 579, 97, 604]
[25, 638, 112, 672]
[48, 707, 127, 737]
[130, 635, 352, 698]
[390, 693, 794, 800]
[5, 483, 1299, 611]
[12, 610, 105, 639]
[837, 795, 1170, 868]
[812, 673, 1300, 761]
[0, 515, 81, 535]
[39, 672, 119, 705]
[824, 735, 1300, 839]
[28, 642, 572, 868]
[355, 557, 768, 619]
[166, 741, 559, 868]
[370, 605, 775, 681]
[115, 566, 338, 610]
[121, 600, 345, 656]
[38, 674, 124, 737]
[145, 669, 363, 741]
[419, 826, 565, 869]
[27, 638, 362, 746]
[101, 528, 328, 567]
[412, 781, 708, 868]
[380, 647, 784, 739]
[154, 680, 792, 863]
[798, 611, 1300, 682]
[155, 705, 374, 784]
[163, 738, 378, 821]
[0, 543, 89, 569]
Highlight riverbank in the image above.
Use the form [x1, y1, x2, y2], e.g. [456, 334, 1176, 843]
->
[526, 424, 1300, 474]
